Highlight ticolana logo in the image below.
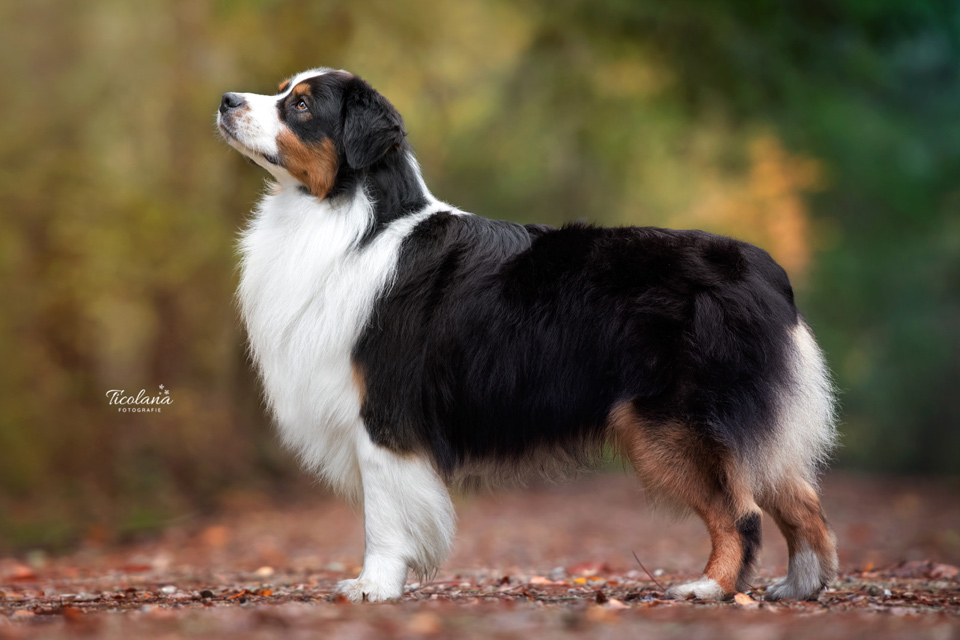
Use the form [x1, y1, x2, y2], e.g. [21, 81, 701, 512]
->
[105, 384, 173, 413]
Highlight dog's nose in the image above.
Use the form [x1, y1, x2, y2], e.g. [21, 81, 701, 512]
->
[220, 92, 246, 114]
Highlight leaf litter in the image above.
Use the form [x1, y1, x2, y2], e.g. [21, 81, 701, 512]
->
[1, 473, 958, 638]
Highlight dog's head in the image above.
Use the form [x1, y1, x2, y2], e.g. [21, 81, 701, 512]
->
[217, 69, 406, 199]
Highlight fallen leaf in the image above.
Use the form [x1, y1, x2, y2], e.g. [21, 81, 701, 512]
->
[5, 565, 37, 582]
[930, 563, 959, 580]
[61, 606, 84, 622]
[734, 592, 759, 607]
[567, 561, 611, 577]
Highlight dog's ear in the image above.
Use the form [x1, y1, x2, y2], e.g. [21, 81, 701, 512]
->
[342, 77, 406, 170]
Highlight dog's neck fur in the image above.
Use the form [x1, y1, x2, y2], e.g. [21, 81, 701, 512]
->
[306, 143, 435, 245]
[237, 131, 457, 503]
[238, 162, 440, 502]
[364, 145, 432, 236]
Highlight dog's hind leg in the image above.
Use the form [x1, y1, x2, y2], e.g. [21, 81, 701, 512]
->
[758, 477, 837, 600]
[611, 405, 761, 600]
[335, 430, 456, 603]
[756, 322, 838, 600]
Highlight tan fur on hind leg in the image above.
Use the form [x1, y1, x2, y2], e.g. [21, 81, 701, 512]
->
[610, 404, 763, 600]
[759, 477, 837, 600]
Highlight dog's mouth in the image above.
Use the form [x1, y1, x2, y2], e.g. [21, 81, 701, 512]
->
[217, 119, 281, 166]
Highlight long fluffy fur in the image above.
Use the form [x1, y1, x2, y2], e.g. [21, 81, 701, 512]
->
[218, 68, 839, 603]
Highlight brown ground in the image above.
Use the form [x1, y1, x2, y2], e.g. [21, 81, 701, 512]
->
[1, 472, 959, 639]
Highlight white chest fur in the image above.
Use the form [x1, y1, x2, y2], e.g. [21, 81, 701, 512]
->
[237, 188, 431, 500]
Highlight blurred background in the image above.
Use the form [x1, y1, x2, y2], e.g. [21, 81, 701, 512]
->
[1, 0, 958, 550]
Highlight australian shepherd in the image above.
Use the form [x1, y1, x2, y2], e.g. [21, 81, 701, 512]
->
[216, 68, 838, 603]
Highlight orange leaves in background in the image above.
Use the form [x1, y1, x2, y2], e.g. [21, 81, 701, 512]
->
[679, 134, 824, 283]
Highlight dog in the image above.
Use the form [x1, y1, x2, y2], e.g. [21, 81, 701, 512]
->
[217, 68, 838, 603]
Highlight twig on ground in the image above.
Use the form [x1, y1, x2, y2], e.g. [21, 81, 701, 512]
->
[632, 551, 665, 592]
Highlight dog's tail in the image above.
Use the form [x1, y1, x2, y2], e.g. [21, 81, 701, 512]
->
[751, 320, 839, 599]
[748, 320, 838, 494]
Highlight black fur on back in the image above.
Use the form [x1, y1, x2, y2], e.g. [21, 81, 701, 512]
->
[352, 213, 800, 479]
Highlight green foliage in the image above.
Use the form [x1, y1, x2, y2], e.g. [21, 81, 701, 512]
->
[562, 0, 960, 472]
[0, 0, 957, 548]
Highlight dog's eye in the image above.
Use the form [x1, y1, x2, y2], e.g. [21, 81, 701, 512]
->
[295, 100, 308, 111]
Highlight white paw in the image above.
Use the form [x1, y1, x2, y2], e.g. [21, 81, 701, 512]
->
[764, 578, 795, 601]
[763, 577, 822, 601]
[764, 546, 828, 601]
[336, 577, 403, 603]
[665, 576, 727, 601]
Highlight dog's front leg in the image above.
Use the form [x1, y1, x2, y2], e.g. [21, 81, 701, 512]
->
[336, 432, 456, 603]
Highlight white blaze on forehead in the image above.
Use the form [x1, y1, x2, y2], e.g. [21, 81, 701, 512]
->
[276, 67, 337, 97]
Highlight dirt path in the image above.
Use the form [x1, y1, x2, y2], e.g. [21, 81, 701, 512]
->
[1, 473, 958, 638]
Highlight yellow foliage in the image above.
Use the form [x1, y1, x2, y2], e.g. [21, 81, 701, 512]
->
[678, 134, 824, 282]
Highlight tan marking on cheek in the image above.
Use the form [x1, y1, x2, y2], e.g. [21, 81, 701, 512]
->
[276, 131, 339, 199]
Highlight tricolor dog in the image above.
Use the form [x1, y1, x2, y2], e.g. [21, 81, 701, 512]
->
[217, 68, 838, 603]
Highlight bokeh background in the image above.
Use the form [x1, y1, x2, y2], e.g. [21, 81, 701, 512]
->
[1, 0, 958, 550]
